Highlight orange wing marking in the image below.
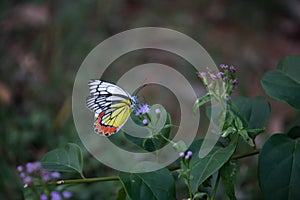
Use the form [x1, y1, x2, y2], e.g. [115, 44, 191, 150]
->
[94, 111, 117, 136]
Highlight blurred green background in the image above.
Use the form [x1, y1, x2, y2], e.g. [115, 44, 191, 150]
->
[1, 0, 300, 199]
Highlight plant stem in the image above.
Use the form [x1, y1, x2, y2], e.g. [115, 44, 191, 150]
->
[210, 172, 220, 200]
[159, 132, 176, 145]
[29, 176, 119, 187]
[186, 162, 193, 199]
[60, 176, 119, 184]
[231, 149, 260, 160]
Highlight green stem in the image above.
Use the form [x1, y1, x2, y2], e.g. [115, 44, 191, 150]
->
[29, 176, 119, 187]
[168, 150, 260, 172]
[231, 149, 260, 160]
[61, 176, 119, 184]
[186, 161, 193, 199]
[159, 132, 176, 145]
[210, 172, 220, 200]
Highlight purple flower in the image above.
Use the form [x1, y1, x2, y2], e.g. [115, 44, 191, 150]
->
[155, 108, 161, 114]
[40, 194, 48, 200]
[184, 150, 192, 159]
[197, 72, 206, 78]
[23, 176, 33, 184]
[20, 172, 26, 178]
[179, 152, 185, 157]
[17, 165, 23, 172]
[232, 79, 238, 86]
[187, 151, 192, 157]
[26, 162, 41, 173]
[51, 172, 61, 179]
[62, 191, 72, 199]
[135, 104, 150, 115]
[219, 64, 228, 69]
[216, 72, 225, 78]
[229, 65, 236, 72]
[26, 162, 35, 173]
[41, 170, 52, 182]
[142, 119, 148, 125]
[50, 191, 62, 200]
[209, 73, 217, 80]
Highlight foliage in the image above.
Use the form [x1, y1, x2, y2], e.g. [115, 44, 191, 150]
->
[12, 55, 300, 199]
[1, 0, 299, 199]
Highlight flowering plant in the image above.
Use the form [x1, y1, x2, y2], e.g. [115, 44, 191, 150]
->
[17, 162, 72, 200]
[18, 55, 300, 200]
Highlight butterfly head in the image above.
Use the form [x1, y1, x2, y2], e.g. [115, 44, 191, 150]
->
[130, 96, 138, 108]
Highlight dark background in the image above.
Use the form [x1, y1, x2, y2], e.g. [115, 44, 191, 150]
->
[1, 0, 300, 199]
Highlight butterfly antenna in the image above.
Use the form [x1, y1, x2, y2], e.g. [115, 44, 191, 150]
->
[132, 83, 148, 96]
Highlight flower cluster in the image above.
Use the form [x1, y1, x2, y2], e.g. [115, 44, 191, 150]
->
[197, 64, 238, 99]
[17, 161, 72, 200]
[135, 104, 150, 115]
[17, 162, 62, 186]
[179, 150, 193, 160]
[40, 191, 72, 200]
[135, 103, 154, 125]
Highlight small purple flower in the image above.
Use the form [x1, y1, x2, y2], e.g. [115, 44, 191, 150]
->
[216, 72, 225, 78]
[62, 191, 72, 199]
[34, 162, 42, 170]
[142, 119, 148, 125]
[41, 170, 52, 182]
[155, 108, 161, 114]
[26, 162, 35, 173]
[40, 194, 48, 200]
[26, 162, 41, 173]
[219, 64, 228, 69]
[51, 172, 61, 179]
[197, 72, 206, 78]
[209, 73, 217, 80]
[179, 152, 185, 157]
[50, 191, 62, 200]
[23, 176, 33, 184]
[20, 172, 26, 179]
[232, 79, 238, 86]
[135, 104, 150, 115]
[229, 65, 236, 72]
[187, 151, 192, 157]
[184, 150, 193, 159]
[17, 165, 23, 172]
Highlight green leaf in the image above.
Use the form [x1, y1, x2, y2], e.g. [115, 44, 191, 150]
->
[238, 129, 255, 147]
[125, 104, 171, 152]
[116, 187, 127, 200]
[206, 96, 269, 136]
[148, 104, 168, 134]
[231, 96, 270, 130]
[119, 168, 176, 200]
[205, 103, 223, 127]
[258, 134, 300, 200]
[193, 192, 208, 199]
[143, 112, 171, 152]
[40, 143, 84, 176]
[221, 127, 236, 138]
[189, 135, 238, 193]
[194, 94, 212, 113]
[220, 161, 237, 200]
[234, 117, 244, 130]
[287, 126, 300, 139]
[172, 140, 188, 153]
[261, 55, 300, 109]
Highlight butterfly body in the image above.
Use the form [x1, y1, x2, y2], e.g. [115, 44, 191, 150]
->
[86, 80, 136, 136]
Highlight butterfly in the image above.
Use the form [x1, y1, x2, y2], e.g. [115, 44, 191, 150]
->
[86, 80, 137, 136]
